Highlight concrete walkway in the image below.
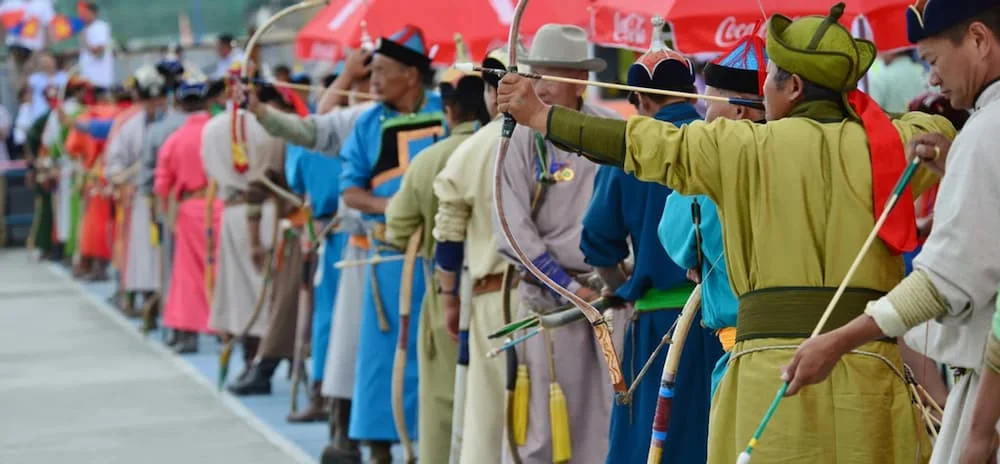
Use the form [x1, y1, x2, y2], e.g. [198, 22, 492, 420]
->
[0, 249, 315, 464]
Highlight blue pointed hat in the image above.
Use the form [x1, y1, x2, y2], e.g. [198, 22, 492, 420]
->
[907, 0, 1000, 43]
[375, 25, 432, 71]
[704, 23, 768, 96]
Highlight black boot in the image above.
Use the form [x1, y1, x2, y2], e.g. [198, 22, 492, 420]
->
[227, 357, 280, 396]
[141, 292, 159, 334]
[171, 331, 199, 354]
[288, 381, 329, 423]
[321, 398, 361, 464]
[364, 441, 393, 464]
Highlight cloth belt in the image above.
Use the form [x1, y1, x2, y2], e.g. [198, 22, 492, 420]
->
[285, 205, 311, 228]
[634, 283, 696, 313]
[473, 273, 518, 296]
[180, 187, 208, 200]
[349, 234, 370, 250]
[225, 192, 248, 206]
[736, 287, 890, 343]
[717, 327, 737, 352]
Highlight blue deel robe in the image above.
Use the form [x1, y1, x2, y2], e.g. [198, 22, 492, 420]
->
[660, 191, 739, 397]
[286, 143, 347, 382]
[338, 94, 445, 441]
[580, 103, 722, 464]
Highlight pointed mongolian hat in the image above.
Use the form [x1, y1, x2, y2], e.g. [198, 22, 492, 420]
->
[375, 24, 434, 72]
[705, 22, 768, 96]
[626, 16, 695, 92]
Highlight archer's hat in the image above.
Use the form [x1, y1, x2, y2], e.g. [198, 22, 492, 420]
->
[441, 33, 475, 84]
[176, 69, 210, 101]
[626, 16, 694, 92]
[521, 24, 606, 72]
[705, 24, 768, 96]
[133, 64, 168, 99]
[767, 2, 875, 92]
[375, 25, 433, 72]
[907, 0, 1000, 43]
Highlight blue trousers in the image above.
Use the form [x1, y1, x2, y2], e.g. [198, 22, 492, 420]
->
[606, 308, 724, 464]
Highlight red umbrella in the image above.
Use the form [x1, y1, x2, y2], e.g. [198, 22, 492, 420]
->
[296, 0, 591, 64]
[589, 0, 912, 54]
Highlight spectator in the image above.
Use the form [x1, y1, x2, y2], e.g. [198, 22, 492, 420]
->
[868, 49, 928, 113]
[13, 87, 33, 159]
[26, 51, 67, 121]
[77, 2, 114, 90]
[274, 64, 291, 82]
[0, 98, 10, 162]
[212, 33, 244, 79]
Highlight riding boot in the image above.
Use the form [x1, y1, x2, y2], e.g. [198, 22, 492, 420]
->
[321, 398, 361, 464]
[141, 292, 159, 333]
[85, 259, 109, 281]
[365, 441, 393, 464]
[227, 357, 280, 396]
[120, 292, 140, 318]
[171, 331, 198, 354]
[72, 257, 90, 278]
[287, 381, 329, 423]
[242, 336, 261, 365]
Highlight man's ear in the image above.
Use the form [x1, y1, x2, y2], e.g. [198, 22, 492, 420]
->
[790, 74, 806, 100]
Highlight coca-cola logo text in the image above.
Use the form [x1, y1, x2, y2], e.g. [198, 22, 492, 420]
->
[714, 16, 757, 48]
[612, 12, 648, 48]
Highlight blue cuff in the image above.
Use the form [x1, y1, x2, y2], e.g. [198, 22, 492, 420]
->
[531, 252, 574, 289]
[435, 241, 464, 273]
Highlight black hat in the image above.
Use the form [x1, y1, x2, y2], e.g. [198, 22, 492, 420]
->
[375, 25, 432, 72]
[908, 0, 1000, 43]
[703, 29, 767, 96]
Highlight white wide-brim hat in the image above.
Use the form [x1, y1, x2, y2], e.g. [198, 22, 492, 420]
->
[521, 24, 606, 72]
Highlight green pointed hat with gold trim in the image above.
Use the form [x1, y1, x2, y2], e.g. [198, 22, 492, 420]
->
[766, 2, 876, 92]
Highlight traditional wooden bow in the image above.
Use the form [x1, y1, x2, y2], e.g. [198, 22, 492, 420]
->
[492, 0, 628, 402]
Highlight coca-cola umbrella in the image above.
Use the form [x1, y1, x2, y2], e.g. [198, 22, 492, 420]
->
[296, 0, 591, 64]
[589, 0, 913, 54]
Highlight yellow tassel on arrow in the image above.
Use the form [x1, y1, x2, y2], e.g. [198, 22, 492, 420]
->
[512, 364, 530, 445]
[550, 382, 572, 463]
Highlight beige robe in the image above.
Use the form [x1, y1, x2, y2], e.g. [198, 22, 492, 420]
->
[201, 109, 280, 336]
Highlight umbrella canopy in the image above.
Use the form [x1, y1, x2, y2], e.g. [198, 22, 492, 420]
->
[589, 0, 913, 54]
[296, 0, 591, 63]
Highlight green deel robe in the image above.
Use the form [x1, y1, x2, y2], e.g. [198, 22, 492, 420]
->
[546, 100, 957, 464]
[385, 120, 478, 464]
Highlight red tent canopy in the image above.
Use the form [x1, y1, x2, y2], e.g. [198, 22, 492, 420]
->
[589, 0, 912, 54]
[296, 0, 591, 64]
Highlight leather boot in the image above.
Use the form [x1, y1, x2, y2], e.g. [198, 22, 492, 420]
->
[365, 441, 393, 464]
[242, 336, 260, 366]
[287, 381, 329, 423]
[227, 357, 280, 396]
[320, 399, 361, 464]
[85, 259, 109, 281]
[120, 292, 140, 318]
[72, 257, 90, 278]
[171, 331, 198, 354]
[141, 293, 159, 333]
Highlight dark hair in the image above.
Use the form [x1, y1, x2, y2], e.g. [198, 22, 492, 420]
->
[442, 76, 490, 126]
[322, 73, 337, 88]
[84, 2, 98, 14]
[274, 65, 291, 77]
[772, 67, 843, 103]
[944, 6, 1000, 45]
[218, 34, 235, 45]
[628, 83, 697, 107]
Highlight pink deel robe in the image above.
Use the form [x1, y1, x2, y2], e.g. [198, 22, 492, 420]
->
[153, 112, 222, 333]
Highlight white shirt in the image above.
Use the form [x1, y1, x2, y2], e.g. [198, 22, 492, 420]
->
[27, 71, 66, 120]
[79, 19, 114, 87]
[13, 102, 33, 145]
[213, 48, 245, 79]
[909, 81, 1000, 369]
